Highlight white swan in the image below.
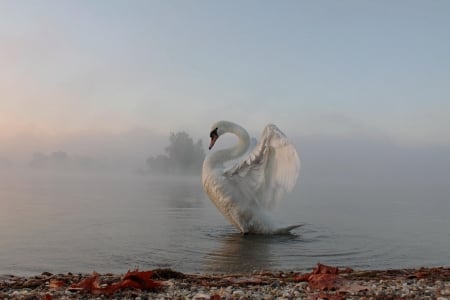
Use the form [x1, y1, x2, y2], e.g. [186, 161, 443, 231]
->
[202, 121, 301, 234]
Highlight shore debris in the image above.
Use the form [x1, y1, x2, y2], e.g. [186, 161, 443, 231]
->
[1, 264, 449, 299]
[69, 269, 164, 295]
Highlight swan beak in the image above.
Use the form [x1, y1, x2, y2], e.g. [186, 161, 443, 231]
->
[209, 133, 219, 150]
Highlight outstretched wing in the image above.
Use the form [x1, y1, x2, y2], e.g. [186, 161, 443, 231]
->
[224, 124, 300, 210]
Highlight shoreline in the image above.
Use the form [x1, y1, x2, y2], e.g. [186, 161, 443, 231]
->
[1, 265, 449, 299]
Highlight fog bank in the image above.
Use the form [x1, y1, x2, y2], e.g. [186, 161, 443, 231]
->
[1, 130, 449, 187]
[295, 135, 450, 185]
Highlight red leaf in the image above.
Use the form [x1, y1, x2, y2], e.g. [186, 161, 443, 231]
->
[313, 263, 339, 275]
[120, 269, 163, 290]
[49, 279, 66, 289]
[294, 263, 342, 291]
[293, 273, 310, 282]
[70, 269, 163, 295]
[70, 271, 101, 293]
[308, 273, 340, 291]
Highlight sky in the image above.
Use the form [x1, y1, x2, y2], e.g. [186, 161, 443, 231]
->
[1, 1, 449, 163]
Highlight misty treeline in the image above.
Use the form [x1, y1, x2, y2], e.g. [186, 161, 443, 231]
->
[2, 131, 206, 174]
[146, 131, 205, 175]
[29, 151, 103, 171]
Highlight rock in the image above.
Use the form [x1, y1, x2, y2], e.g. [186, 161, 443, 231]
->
[232, 289, 244, 297]
[193, 292, 211, 299]
[270, 280, 280, 288]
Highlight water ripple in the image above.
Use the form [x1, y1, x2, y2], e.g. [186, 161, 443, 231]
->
[196, 223, 401, 273]
[2, 174, 449, 275]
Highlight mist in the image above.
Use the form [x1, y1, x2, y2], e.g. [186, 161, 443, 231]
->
[295, 135, 450, 186]
[1, 129, 449, 188]
[0, 128, 167, 173]
[2, 128, 450, 275]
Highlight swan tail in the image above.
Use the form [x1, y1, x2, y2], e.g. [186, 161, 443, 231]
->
[272, 224, 304, 234]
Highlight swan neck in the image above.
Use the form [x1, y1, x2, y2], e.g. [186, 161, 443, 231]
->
[209, 123, 250, 166]
[229, 125, 250, 158]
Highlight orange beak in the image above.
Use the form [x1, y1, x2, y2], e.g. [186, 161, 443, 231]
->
[209, 133, 218, 150]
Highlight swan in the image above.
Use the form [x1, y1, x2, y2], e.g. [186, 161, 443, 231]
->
[202, 121, 301, 234]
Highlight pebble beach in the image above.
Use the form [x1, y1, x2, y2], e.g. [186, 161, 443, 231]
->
[1, 265, 449, 300]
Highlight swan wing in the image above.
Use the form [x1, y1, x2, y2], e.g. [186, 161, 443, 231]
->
[225, 124, 300, 210]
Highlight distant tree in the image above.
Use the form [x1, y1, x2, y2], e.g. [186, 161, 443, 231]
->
[29, 152, 49, 168]
[146, 154, 169, 174]
[29, 151, 102, 171]
[146, 131, 205, 175]
[50, 151, 69, 168]
[51, 151, 68, 161]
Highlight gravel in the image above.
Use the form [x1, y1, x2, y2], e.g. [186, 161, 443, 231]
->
[1, 266, 449, 299]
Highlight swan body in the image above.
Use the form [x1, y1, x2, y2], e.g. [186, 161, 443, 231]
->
[202, 121, 300, 234]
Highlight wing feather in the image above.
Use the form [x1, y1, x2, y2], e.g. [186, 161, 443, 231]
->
[224, 124, 300, 210]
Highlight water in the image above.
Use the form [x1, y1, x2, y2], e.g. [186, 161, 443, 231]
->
[1, 171, 449, 276]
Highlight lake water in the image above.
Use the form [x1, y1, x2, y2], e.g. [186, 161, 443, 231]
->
[1, 171, 449, 276]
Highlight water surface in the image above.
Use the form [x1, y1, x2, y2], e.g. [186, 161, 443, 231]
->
[1, 171, 449, 275]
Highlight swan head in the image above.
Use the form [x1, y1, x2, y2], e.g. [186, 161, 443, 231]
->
[208, 120, 233, 150]
[209, 126, 220, 150]
[209, 127, 219, 150]
[208, 121, 248, 150]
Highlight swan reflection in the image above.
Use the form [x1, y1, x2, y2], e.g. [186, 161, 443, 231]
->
[165, 180, 204, 208]
[204, 231, 299, 273]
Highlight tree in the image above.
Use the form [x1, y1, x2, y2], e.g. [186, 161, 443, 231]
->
[147, 131, 205, 175]
[146, 154, 169, 174]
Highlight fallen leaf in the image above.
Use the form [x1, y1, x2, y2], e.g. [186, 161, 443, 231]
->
[49, 279, 66, 289]
[313, 263, 339, 275]
[119, 269, 163, 290]
[294, 263, 342, 291]
[69, 269, 163, 295]
[293, 273, 311, 282]
[308, 273, 340, 291]
[70, 271, 102, 293]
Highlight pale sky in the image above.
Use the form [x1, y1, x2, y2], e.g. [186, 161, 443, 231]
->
[1, 0, 449, 157]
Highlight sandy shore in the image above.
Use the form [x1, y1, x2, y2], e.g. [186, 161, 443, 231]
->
[1, 265, 449, 299]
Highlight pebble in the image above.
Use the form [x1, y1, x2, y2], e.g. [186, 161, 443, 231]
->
[193, 293, 211, 299]
[1, 268, 449, 300]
